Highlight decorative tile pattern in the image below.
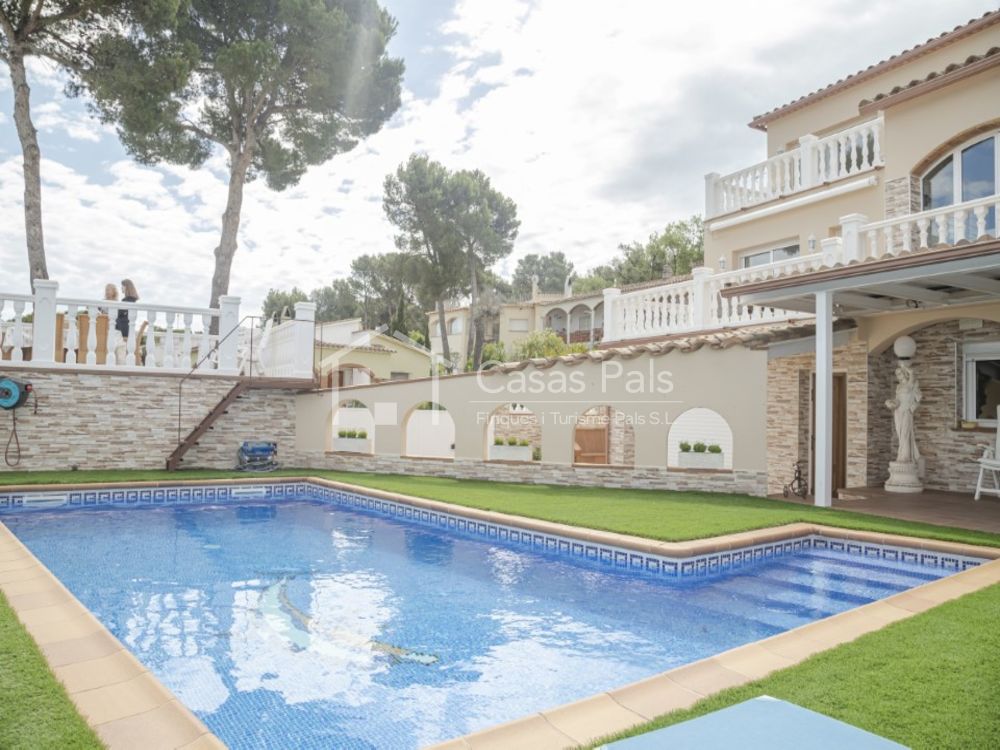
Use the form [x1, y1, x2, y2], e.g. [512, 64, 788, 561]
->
[0, 481, 984, 577]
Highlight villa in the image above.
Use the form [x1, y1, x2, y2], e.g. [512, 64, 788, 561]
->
[1, 9, 999, 750]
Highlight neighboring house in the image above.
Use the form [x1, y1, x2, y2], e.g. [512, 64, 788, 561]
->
[313, 318, 434, 387]
[427, 278, 613, 364]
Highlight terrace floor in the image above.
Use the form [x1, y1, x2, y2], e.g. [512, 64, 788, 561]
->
[782, 488, 1000, 534]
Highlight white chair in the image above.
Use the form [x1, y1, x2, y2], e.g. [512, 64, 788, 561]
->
[974, 406, 1000, 500]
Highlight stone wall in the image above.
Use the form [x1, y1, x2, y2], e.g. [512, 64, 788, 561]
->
[0, 369, 306, 472]
[767, 321, 1000, 495]
[490, 405, 542, 450]
[309, 452, 768, 496]
[905, 320, 998, 492]
[883, 174, 921, 219]
[766, 338, 871, 495]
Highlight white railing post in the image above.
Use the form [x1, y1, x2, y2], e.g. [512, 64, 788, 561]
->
[601, 288, 621, 342]
[798, 134, 818, 190]
[840, 213, 868, 264]
[704, 172, 720, 218]
[217, 295, 241, 374]
[820, 237, 843, 267]
[31, 279, 58, 364]
[292, 301, 317, 380]
[689, 267, 713, 331]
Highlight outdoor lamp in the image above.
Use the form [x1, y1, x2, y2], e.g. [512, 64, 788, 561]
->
[893, 335, 917, 360]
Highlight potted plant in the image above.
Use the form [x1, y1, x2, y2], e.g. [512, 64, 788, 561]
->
[490, 435, 533, 462]
[677, 440, 725, 469]
[335, 428, 371, 453]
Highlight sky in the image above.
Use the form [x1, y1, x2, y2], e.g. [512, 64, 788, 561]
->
[0, 0, 996, 315]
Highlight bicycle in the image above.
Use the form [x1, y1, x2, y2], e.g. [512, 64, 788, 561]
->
[782, 460, 809, 499]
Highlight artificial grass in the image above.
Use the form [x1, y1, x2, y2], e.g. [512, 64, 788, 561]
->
[587, 583, 1000, 750]
[2, 468, 999, 549]
[0, 591, 103, 749]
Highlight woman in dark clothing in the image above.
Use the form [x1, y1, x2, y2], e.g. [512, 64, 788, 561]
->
[115, 278, 139, 338]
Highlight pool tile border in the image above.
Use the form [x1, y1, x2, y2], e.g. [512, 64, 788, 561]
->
[2, 475, 999, 750]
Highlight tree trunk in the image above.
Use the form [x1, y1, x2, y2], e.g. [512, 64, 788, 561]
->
[435, 298, 452, 368]
[466, 250, 479, 369]
[209, 152, 251, 333]
[8, 46, 48, 289]
[472, 316, 486, 370]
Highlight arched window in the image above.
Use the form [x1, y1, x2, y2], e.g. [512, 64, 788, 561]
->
[921, 131, 998, 241]
[446, 317, 463, 335]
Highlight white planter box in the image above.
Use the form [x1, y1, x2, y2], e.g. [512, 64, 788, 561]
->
[678, 451, 724, 469]
[490, 444, 533, 462]
[335, 437, 370, 453]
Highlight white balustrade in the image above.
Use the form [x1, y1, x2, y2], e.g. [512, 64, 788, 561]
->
[0, 281, 270, 375]
[857, 194, 1000, 260]
[707, 115, 884, 217]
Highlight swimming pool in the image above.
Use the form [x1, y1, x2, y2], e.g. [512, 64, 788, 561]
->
[1, 486, 980, 749]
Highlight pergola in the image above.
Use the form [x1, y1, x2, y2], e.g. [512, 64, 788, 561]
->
[723, 238, 1000, 506]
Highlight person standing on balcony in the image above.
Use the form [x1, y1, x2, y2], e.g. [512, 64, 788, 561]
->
[115, 279, 139, 338]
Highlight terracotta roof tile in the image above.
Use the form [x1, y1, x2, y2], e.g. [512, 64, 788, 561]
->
[859, 45, 1000, 108]
[749, 10, 1000, 130]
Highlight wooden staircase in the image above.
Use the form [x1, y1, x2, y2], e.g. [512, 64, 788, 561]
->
[166, 382, 249, 470]
[166, 377, 316, 471]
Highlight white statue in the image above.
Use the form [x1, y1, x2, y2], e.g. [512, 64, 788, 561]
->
[884, 336, 923, 493]
[886, 362, 921, 464]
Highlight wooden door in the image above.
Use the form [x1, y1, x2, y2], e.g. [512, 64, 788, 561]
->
[810, 373, 848, 493]
[574, 426, 608, 465]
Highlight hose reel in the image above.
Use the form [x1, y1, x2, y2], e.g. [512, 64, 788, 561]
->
[1, 377, 36, 467]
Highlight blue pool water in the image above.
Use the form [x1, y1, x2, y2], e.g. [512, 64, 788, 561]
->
[5, 498, 955, 749]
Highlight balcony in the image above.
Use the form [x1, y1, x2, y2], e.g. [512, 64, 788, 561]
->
[603, 192, 1000, 344]
[706, 116, 884, 218]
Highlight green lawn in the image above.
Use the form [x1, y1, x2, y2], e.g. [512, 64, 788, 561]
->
[589, 583, 1000, 750]
[2, 468, 998, 548]
[0, 591, 103, 749]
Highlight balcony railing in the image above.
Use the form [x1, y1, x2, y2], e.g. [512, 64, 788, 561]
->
[706, 116, 884, 218]
[853, 193, 1000, 260]
[604, 192, 999, 344]
[0, 281, 316, 378]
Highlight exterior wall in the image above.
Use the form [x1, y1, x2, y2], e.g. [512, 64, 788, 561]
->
[0, 369, 306, 472]
[880, 69, 1000, 182]
[317, 338, 432, 383]
[767, 336, 871, 495]
[704, 183, 883, 271]
[428, 309, 471, 365]
[296, 345, 770, 475]
[489, 405, 542, 454]
[761, 24, 1000, 153]
[302, 452, 768, 496]
[767, 313, 1000, 495]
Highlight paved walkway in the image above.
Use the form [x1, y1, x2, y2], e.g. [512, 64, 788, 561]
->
[780, 488, 1000, 534]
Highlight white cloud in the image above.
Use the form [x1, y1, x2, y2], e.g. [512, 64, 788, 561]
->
[0, 0, 996, 314]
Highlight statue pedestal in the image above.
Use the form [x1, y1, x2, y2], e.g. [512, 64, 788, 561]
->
[885, 460, 923, 493]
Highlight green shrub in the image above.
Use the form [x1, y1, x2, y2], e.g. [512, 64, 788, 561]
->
[532, 446, 542, 461]
[337, 429, 348, 438]
[507, 436, 519, 446]
[707, 444, 722, 454]
[357, 430, 368, 439]
[347, 429, 358, 439]
[693, 441, 707, 453]
[679, 441, 692, 452]
[518, 439, 530, 447]
[494, 437, 504, 446]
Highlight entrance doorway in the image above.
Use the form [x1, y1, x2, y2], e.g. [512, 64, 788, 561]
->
[810, 373, 848, 494]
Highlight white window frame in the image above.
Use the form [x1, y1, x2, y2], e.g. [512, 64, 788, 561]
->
[963, 341, 1000, 425]
[920, 130, 999, 210]
[508, 318, 529, 332]
[739, 241, 800, 269]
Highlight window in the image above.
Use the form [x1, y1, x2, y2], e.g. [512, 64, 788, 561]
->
[446, 317, 463, 335]
[508, 318, 529, 332]
[964, 342, 1000, 424]
[922, 132, 998, 242]
[389, 371, 409, 381]
[740, 242, 800, 269]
